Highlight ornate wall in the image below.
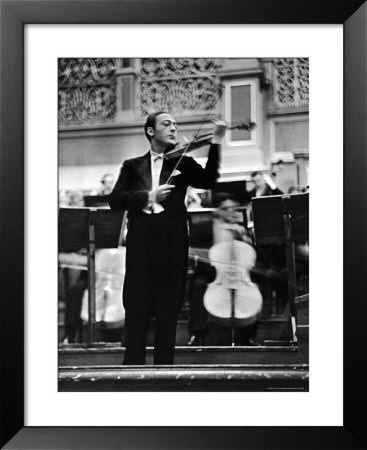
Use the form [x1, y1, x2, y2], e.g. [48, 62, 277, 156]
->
[58, 58, 118, 126]
[58, 58, 221, 127]
[272, 58, 309, 111]
[58, 58, 309, 191]
[58, 57, 309, 124]
[139, 58, 221, 117]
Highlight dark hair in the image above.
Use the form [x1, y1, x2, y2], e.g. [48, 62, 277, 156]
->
[251, 171, 263, 178]
[144, 111, 168, 142]
[271, 159, 284, 167]
[212, 192, 239, 208]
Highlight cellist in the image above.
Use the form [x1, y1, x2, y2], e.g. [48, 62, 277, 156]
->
[109, 111, 226, 365]
[187, 193, 259, 346]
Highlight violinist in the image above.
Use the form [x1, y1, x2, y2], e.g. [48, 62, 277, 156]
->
[109, 111, 226, 365]
[187, 193, 258, 346]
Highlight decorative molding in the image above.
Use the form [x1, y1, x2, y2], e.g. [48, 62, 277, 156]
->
[58, 58, 117, 126]
[59, 58, 117, 86]
[272, 58, 309, 111]
[139, 58, 221, 116]
[140, 58, 218, 79]
[58, 86, 117, 125]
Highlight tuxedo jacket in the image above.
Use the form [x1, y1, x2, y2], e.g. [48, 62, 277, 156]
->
[109, 143, 220, 218]
[246, 184, 283, 201]
[108, 144, 220, 315]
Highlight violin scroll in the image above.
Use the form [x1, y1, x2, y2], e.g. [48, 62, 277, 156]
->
[231, 120, 257, 132]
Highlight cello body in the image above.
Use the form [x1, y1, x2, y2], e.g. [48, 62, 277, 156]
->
[81, 247, 126, 329]
[203, 240, 263, 327]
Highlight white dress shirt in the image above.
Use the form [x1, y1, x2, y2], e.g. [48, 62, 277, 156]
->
[143, 150, 165, 214]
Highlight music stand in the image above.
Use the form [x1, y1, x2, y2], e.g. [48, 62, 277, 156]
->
[83, 195, 109, 208]
[251, 192, 309, 341]
[58, 207, 125, 343]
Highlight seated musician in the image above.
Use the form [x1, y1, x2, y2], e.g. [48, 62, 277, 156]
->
[59, 191, 87, 344]
[60, 258, 87, 344]
[246, 171, 283, 199]
[98, 173, 115, 196]
[187, 193, 259, 346]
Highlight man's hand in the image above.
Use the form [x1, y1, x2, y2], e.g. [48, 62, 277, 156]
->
[150, 184, 175, 203]
[224, 223, 249, 242]
[212, 119, 227, 144]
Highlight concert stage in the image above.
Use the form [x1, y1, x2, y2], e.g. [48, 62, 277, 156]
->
[58, 341, 309, 391]
[59, 363, 309, 392]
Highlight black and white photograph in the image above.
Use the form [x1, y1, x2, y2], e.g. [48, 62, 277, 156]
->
[2, 0, 367, 445]
[57, 57, 309, 392]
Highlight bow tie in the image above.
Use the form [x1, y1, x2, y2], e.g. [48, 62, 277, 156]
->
[151, 152, 165, 162]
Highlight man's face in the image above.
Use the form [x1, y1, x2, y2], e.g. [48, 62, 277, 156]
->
[150, 113, 177, 150]
[253, 174, 265, 189]
[217, 199, 241, 223]
[272, 162, 284, 175]
[102, 175, 114, 189]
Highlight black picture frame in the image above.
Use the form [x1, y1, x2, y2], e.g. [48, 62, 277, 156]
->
[1, 1, 366, 448]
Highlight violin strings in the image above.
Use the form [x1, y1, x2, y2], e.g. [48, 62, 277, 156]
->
[165, 109, 212, 185]
[165, 109, 255, 184]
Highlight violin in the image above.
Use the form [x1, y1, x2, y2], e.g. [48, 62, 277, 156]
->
[164, 120, 256, 161]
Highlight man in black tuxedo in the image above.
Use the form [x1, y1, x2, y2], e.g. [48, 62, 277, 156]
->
[246, 171, 283, 199]
[109, 111, 225, 365]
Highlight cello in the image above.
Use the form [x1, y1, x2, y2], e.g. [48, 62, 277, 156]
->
[202, 223, 263, 346]
[58, 248, 126, 341]
[80, 247, 126, 330]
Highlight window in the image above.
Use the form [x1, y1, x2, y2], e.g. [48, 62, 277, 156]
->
[274, 120, 309, 152]
[270, 115, 309, 162]
[225, 80, 257, 146]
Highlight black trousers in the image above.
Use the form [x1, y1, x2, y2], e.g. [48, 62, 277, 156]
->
[123, 211, 187, 365]
[188, 275, 209, 337]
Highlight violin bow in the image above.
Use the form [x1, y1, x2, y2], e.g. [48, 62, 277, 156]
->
[164, 85, 257, 183]
[164, 118, 256, 163]
[165, 108, 212, 185]
[164, 82, 224, 183]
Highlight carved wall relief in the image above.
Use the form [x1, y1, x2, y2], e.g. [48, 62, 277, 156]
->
[273, 58, 309, 110]
[139, 58, 221, 116]
[58, 58, 117, 126]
